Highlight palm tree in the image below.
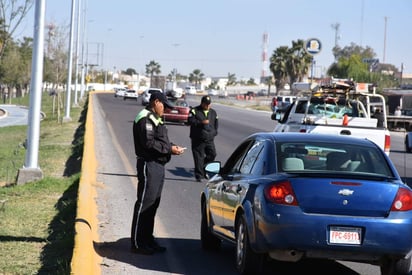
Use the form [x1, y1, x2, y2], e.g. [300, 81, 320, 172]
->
[227, 72, 237, 86]
[286, 39, 312, 85]
[145, 60, 161, 87]
[189, 69, 204, 88]
[269, 46, 288, 94]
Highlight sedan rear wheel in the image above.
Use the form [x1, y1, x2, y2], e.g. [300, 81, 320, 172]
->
[200, 202, 221, 250]
[235, 215, 263, 274]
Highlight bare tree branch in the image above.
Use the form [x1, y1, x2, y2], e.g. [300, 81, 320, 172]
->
[0, 0, 34, 62]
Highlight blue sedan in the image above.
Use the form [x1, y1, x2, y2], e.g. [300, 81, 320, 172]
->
[201, 132, 412, 274]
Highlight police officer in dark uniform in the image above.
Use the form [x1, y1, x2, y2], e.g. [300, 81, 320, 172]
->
[188, 95, 218, 182]
[131, 90, 186, 255]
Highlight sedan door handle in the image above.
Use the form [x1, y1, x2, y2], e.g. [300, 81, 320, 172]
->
[340, 129, 351, 135]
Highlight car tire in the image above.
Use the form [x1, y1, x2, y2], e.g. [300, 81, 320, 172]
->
[200, 202, 221, 250]
[235, 215, 264, 274]
[381, 256, 411, 275]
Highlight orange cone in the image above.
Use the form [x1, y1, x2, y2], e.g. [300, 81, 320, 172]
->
[342, 114, 348, 126]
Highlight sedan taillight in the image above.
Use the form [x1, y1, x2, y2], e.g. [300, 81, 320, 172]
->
[264, 180, 298, 206]
[391, 187, 412, 211]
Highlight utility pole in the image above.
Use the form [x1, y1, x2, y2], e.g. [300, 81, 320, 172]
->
[331, 23, 340, 62]
[383, 16, 388, 63]
[63, 0, 77, 122]
[17, 0, 46, 184]
[331, 23, 340, 48]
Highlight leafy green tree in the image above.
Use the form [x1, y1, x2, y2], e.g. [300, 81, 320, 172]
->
[145, 60, 161, 87]
[189, 69, 204, 87]
[206, 80, 219, 90]
[124, 68, 137, 76]
[227, 72, 237, 86]
[0, 0, 34, 63]
[328, 43, 377, 79]
[246, 78, 256, 85]
[332, 42, 376, 61]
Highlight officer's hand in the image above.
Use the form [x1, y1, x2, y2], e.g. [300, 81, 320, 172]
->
[172, 145, 186, 155]
[202, 119, 209, 124]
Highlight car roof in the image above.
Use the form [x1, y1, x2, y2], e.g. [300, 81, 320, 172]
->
[249, 132, 378, 148]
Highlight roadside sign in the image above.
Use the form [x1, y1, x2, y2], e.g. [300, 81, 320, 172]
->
[305, 38, 322, 55]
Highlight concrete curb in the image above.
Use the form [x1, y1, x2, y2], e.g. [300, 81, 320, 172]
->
[70, 91, 101, 274]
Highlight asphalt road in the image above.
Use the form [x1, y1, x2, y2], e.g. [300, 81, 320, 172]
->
[0, 105, 30, 127]
[90, 92, 412, 275]
[2, 94, 410, 274]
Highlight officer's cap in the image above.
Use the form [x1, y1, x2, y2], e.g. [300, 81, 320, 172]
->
[150, 91, 174, 109]
[201, 95, 211, 105]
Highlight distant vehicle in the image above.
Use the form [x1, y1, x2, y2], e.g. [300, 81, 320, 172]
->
[245, 91, 256, 98]
[123, 89, 138, 101]
[142, 88, 163, 106]
[165, 88, 184, 99]
[185, 86, 197, 95]
[207, 89, 218, 96]
[114, 87, 127, 97]
[271, 95, 296, 113]
[201, 132, 412, 275]
[163, 98, 190, 125]
[257, 89, 267, 96]
[218, 90, 228, 98]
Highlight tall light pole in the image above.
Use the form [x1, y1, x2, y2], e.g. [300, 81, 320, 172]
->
[63, 0, 77, 122]
[73, 0, 82, 107]
[383, 16, 388, 63]
[17, 0, 46, 184]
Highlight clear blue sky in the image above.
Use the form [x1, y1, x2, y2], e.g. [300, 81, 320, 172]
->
[17, 0, 412, 80]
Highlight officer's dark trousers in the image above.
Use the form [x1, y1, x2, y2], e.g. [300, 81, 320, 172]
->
[191, 138, 216, 179]
[131, 159, 165, 248]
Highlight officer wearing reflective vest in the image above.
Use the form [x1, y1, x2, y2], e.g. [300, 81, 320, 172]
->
[131, 90, 185, 255]
[188, 95, 218, 182]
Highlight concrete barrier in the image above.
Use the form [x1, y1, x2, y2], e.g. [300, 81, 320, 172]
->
[70, 91, 101, 274]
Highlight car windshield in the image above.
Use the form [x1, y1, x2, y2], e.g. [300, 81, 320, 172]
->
[276, 141, 394, 178]
[295, 95, 370, 119]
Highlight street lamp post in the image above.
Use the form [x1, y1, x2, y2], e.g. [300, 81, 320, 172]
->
[73, 0, 82, 107]
[17, 0, 46, 184]
[63, 0, 77, 122]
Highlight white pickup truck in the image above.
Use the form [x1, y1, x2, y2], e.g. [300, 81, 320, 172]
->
[272, 80, 391, 155]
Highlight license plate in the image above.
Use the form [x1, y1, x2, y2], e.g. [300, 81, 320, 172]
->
[329, 226, 361, 245]
[170, 110, 178, 114]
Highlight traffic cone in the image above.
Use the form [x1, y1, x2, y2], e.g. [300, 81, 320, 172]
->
[342, 114, 348, 126]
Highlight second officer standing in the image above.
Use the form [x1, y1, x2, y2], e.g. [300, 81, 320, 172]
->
[187, 95, 218, 182]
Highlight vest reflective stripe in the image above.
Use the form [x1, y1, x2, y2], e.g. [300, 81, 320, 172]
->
[134, 109, 163, 126]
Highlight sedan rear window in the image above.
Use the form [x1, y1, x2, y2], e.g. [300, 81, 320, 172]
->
[276, 142, 394, 177]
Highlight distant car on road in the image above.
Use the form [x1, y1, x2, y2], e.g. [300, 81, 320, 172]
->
[114, 87, 127, 97]
[271, 95, 295, 113]
[201, 132, 412, 274]
[163, 98, 190, 125]
[185, 86, 197, 95]
[123, 89, 139, 101]
[207, 89, 218, 96]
